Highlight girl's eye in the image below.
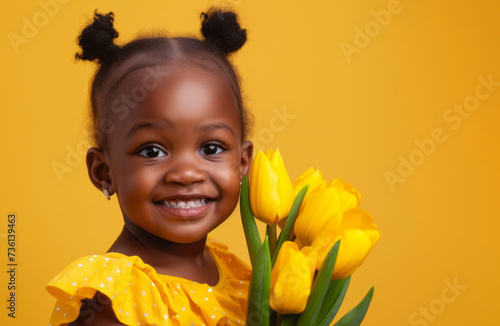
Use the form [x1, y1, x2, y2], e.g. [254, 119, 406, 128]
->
[138, 146, 166, 158]
[200, 144, 225, 156]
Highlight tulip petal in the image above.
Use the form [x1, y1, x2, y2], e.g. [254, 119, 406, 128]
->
[299, 180, 328, 215]
[364, 229, 381, 246]
[272, 149, 294, 220]
[339, 209, 380, 249]
[332, 230, 373, 280]
[330, 179, 361, 211]
[293, 167, 325, 198]
[339, 208, 376, 231]
[294, 188, 342, 246]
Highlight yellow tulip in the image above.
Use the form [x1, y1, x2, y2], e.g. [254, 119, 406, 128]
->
[294, 179, 361, 246]
[249, 149, 294, 225]
[311, 208, 380, 280]
[292, 167, 326, 199]
[269, 241, 317, 314]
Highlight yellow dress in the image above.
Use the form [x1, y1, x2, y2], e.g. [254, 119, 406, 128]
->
[46, 241, 251, 326]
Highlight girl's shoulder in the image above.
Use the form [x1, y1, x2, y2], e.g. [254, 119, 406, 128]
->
[46, 241, 250, 326]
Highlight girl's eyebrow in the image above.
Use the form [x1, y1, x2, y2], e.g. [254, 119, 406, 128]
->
[126, 121, 235, 139]
[126, 120, 171, 139]
[198, 123, 235, 136]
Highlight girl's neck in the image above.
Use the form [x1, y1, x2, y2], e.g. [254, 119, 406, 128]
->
[114, 222, 207, 259]
[107, 220, 219, 285]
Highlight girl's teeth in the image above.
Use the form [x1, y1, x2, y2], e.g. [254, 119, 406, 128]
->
[163, 198, 207, 208]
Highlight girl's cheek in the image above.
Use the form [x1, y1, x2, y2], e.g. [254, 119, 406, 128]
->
[214, 169, 234, 188]
[214, 158, 241, 188]
[121, 163, 157, 194]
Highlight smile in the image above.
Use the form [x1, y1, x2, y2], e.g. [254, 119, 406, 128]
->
[154, 197, 213, 219]
[161, 198, 207, 208]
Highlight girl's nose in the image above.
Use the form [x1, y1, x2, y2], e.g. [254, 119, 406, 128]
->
[163, 155, 207, 186]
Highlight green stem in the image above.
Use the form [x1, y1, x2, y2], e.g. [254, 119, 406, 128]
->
[268, 224, 277, 259]
[246, 237, 271, 326]
[239, 174, 262, 267]
[280, 314, 299, 326]
[274, 313, 283, 326]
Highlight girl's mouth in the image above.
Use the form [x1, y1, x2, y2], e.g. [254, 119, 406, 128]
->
[154, 197, 213, 219]
[161, 198, 208, 208]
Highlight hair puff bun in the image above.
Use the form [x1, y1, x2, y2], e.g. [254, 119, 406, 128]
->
[75, 10, 120, 65]
[201, 9, 247, 55]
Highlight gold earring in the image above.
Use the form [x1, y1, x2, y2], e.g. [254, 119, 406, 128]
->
[103, 189, 111, 200]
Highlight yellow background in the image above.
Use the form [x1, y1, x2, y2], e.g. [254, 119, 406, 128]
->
[1, 0, 499, 325]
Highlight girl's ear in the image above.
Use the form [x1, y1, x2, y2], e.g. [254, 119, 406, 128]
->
[240, 140, 253, 177]
[86, 147, 115, 196]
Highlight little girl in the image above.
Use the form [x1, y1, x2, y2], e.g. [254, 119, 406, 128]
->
[46, 8, 254, 326]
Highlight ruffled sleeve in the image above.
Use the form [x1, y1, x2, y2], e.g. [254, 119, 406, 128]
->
[46, 253, 177, 325]
[46, 242, 251, 326]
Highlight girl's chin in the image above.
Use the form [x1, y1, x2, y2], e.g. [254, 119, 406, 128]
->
[151, 227, 213, 245]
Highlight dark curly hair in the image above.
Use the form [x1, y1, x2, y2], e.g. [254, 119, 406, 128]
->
[75, 8, 253, 149]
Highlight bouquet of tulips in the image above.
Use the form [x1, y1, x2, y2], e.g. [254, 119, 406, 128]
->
[241, 149, 380, 326]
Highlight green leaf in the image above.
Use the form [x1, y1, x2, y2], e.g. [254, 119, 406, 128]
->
[317, 276, 351, 326]
[333, 287, 374, 326]
[296, 240, 340, 326]
[246, 237, 271, 326]
[273, 184, 309, 266]
[240, 174, 262, 267]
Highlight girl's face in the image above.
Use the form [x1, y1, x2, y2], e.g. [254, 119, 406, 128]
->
[99, 62, 252, 244]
